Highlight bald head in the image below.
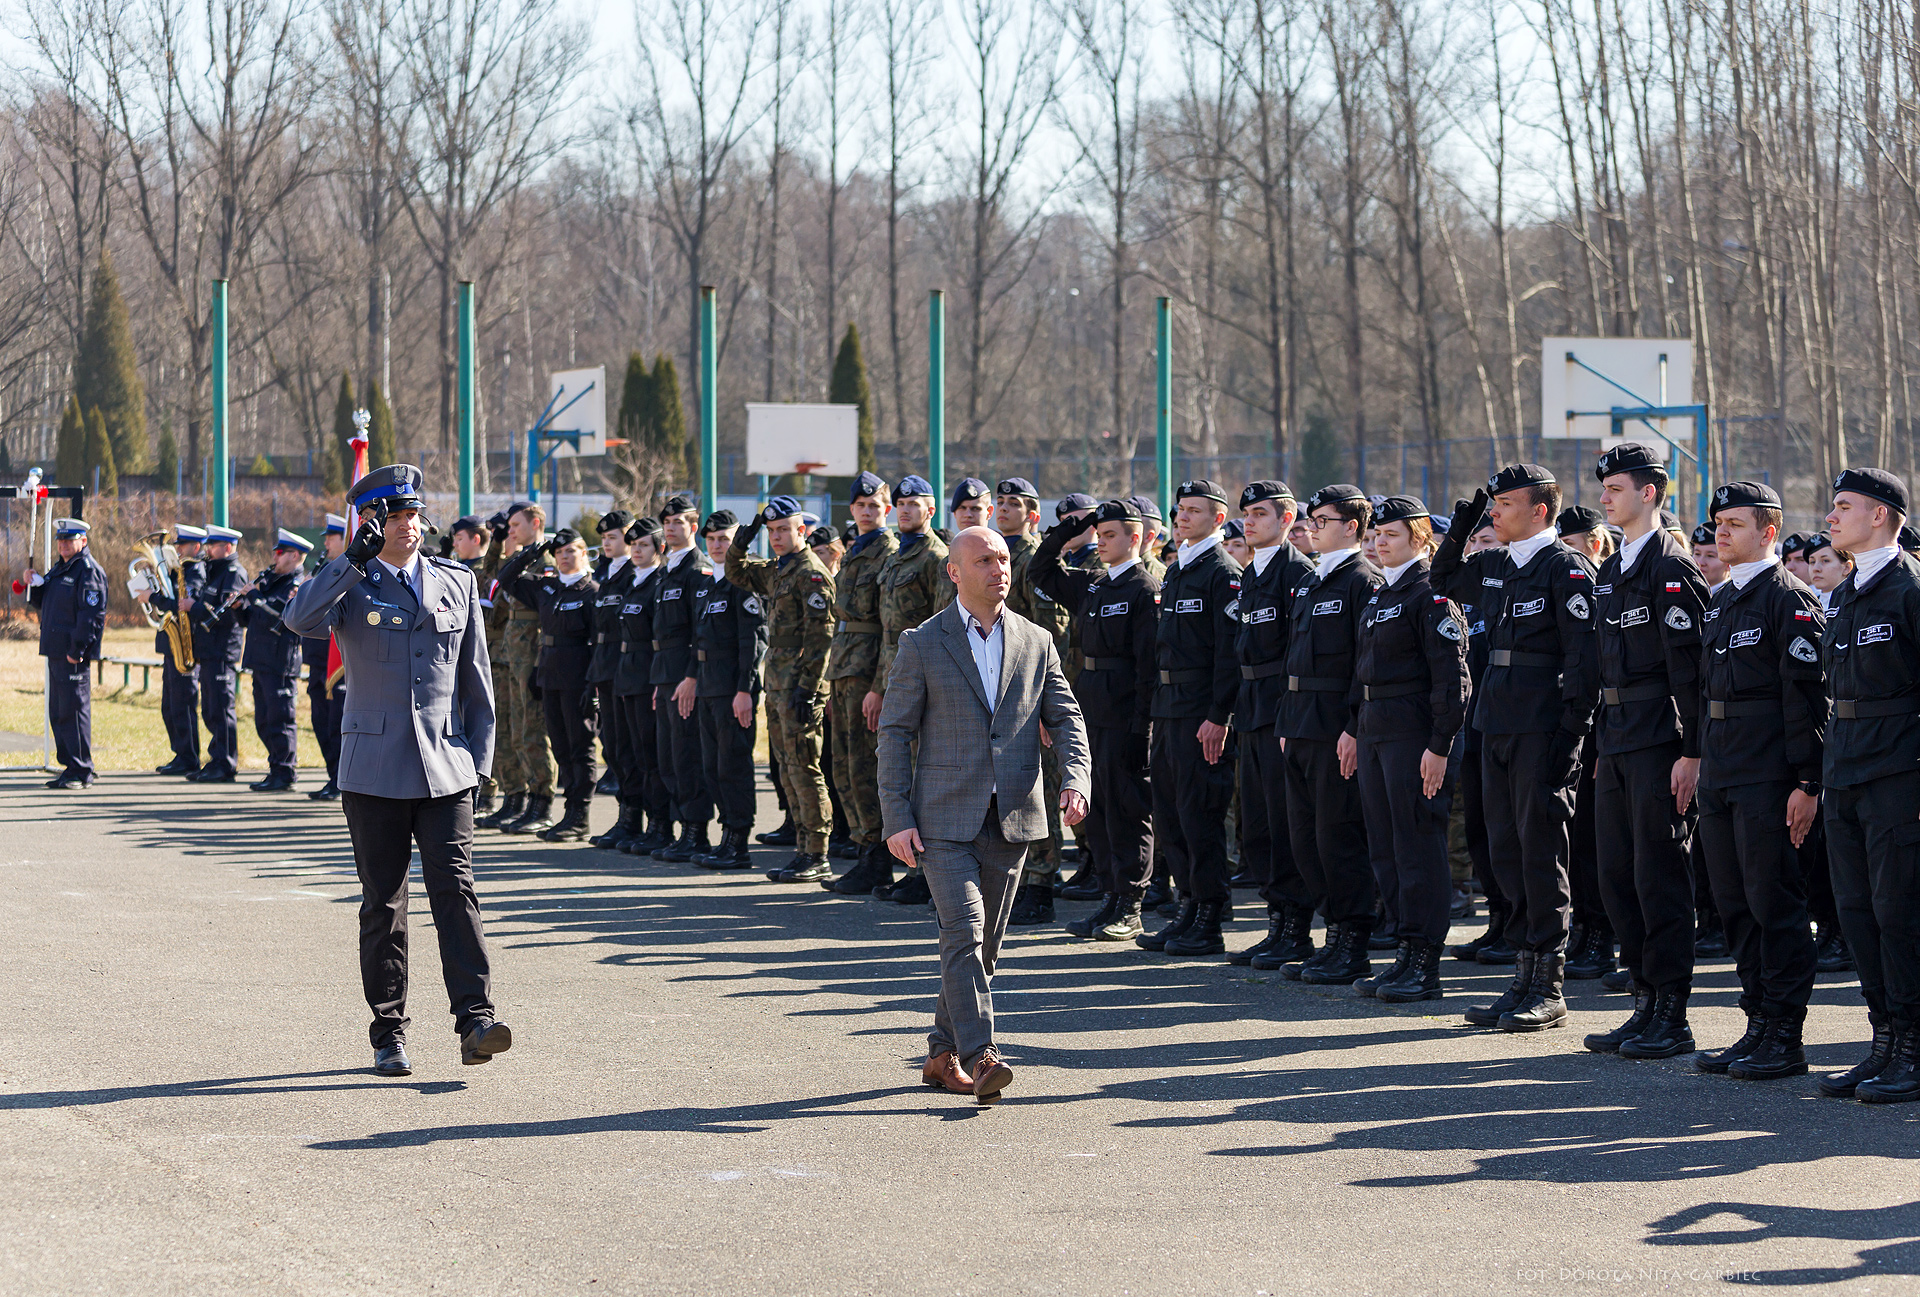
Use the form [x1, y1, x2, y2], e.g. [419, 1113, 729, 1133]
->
[948, 525, 1012, 615]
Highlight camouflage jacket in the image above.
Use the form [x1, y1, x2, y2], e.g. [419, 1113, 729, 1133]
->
[725, 540, 836, 694]
[826, 526, 899, 683]
[873, 530, 955, 693]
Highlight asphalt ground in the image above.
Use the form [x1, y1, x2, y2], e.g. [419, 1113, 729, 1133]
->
[2, 768, 1917, 1295]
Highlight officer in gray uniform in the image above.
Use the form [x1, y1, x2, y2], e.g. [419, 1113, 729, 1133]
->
[284, 464, 510, 1079]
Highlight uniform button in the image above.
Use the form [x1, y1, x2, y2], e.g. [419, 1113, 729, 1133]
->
[415, 649, 423, 657]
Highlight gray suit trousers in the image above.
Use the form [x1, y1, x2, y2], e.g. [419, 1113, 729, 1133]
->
[922, 800, 1028, 1066]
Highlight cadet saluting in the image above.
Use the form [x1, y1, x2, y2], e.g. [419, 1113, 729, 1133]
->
[23, 517, 108, 788]
[283, 464, 508, 1078]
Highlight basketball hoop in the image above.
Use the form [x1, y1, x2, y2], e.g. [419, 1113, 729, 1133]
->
[794, 461, 829, 476]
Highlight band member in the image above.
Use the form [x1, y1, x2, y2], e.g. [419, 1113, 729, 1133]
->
[24, 517, 108, 788]
[238, 530, 314, 792]
[148, 524, 206, 775]
[183, 525, 249, 783]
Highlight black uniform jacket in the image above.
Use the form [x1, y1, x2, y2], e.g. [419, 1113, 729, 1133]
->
[1700, 562, 1825, 791]
[1354, 557, 1469, 755]
[614, 564, 662, 698]
[503, 560, 598, 690]
[588, 556, 638, 685]
[1154, 538, 1242, 724]
[239, 570, 303, 680]
[1276, 548, 1382, 743]
[1032, 545, 1159, 733]
[187, 557, 251, 666]
[1821, 549, 1920, 789]
[1433, 534, 1598, 738]
[1235, 542, 1315, 733]
[31, 549, 109, 662]
[650, 548, 711, 687]
[691, 574, 769, 698]
[1592, 529, 1710, 758]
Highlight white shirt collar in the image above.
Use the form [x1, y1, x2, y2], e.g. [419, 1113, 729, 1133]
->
[1178, 533, 1221, 567]
[557, 569, 587, 586]
[1729, 553, 1778, 589]
[604, 554, 630, 577]
[1710, 580, 1727, 597]
[377, 554, 421, 593]
[666, 544, 697, 570]
[1617, 527, 1658, 574]
[962, 605, 1004, 638]
[1381, 556, 1421, 586]
[1107, 556, 1140, 579]
[1314, 545, 1360, 580]
[1851, 544, 1901, 588]
[1820, 587, 1838, 613]
[1505, 527, 1559, 570]
[1252, 544, 1282, 576]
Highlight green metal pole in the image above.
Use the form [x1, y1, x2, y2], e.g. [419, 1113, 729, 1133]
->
[700, 285, 718, 518]
[211, 280, 228, 527]
[1156, 296, 1172, 521]
[457, 281, 475, 517]
[929, 289, 945, 529]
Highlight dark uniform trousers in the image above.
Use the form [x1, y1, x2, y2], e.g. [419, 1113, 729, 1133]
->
[596, 681, 630, 796]
[253, 672, 299, 779]
[1281, 735, 1374, 929]
[48, 658, 94, 778]
[308, 674, 342, 781]
[1481, 729, 1577, 952]
[656, 684, 709, 825]
[1151, 721, 1235, 904]
[1357, 734, 1452, 942]
[1086, 725, 1153, 898]
[1456, 740, 1500, 909]
[545, 686, 596, 808]
[1594, 741, 1695, 988]
[1825, 767, 1920, 1027]
[698, 696, 758, 829]
[161, 655, 200, 763]
[1241, 726, 1311, 914]
[1698, 780, 1816, 1017]
[342, 789, 494, 1047]
[1802, 816, 1839, 933]
[618, 692, 670, 822]
[201, 664, 241, 778]
[1569, 739, 1605, 934]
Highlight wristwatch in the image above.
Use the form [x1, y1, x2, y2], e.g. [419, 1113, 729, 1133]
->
[1797, 780, 1822, 797]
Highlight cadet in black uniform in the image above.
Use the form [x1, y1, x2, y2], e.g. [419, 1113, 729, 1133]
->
[1818, 468, 1920, 1102]
[1578, 443, 1711, 1058]
[24, 517, 109, 788]
[585, 511, 637, 842]
[1032, 498, 1160, 940]
[234, 530, 311, 791]
[300, 514, 349, 799]
[1229, 482, 1318, 969]
[1432, 465, 1599, 1033]
[613, 518, 672, 854]
[651, 493, 713, 861]
[1350, 496, 1469, 1001]
[1274, 484, 1383, 983]
[689, 511, 768, 868]
[184, 524, 250, 783]
[147, 524, 205, 774]
[1556, 506, 1614, 982]
[1447, 515, 1516, 966]
[1683, 482, 1826, 1081]
[1137, 480, 1244, 958]
[498, 527, 599, 841]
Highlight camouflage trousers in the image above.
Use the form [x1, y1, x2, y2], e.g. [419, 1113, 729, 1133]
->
[495, 620, 554, 797]
[1025, 741, 1066, 885]
[769, 688, 832, 856]
[830, 677, 883, 846]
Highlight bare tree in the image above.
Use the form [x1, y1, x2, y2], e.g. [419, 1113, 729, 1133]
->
[877, 0, 938, 440]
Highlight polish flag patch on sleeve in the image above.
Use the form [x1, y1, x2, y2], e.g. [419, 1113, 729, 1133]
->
[1666, 581, 1683, 591]
[1794, 608, 1815, 620]
[1567, 569, 1587, 578]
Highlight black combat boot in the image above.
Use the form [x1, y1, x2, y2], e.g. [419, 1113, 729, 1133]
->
[756, 816, 796, 847]
[1565, 924, 1616, 980]
[1584, 984, 1655, 1053]
[1353, 939, 1413, 997]
[476, 791, 523, 830]
[1694, 909, 1729, 958]
[664, 823, 711, 863]
[1819, 1014, 1896, 1097]
[1729, 1012, 1809, 1081]
[590, 802, 638, 849]
[1600, 966, 1633, 992]
[1277, 921, 1342, 980]
[504, 795, 554, 835]
[1448, 903, 1511, 963]
[1066, 894, 1119, 939]
[1377, 938, 1446, 1003]
[538, 802, 592, 842]
[1230, 909, 1288, 967]
[1250, 907, 1317, 971]
[474, 784, 496, 817]
[833, 843, 892, 894]
[1137, 899, 1197, 952]
[1057, 859, 1105, 900]
[1164, 899, 1227, 956]
[1697, 1007, 1767, 1074]
[1464, 951, 1535, 1028]
[1814, 927, 1854, 973]
[1302, 924, 1372, 984]
[1617, 985, 1692, 1057]
[594, 770, 620, 796]
[889, 871, 932, 905]
[695, 826, 752, 869]
[1007, 883, 1055, 926]
[1142, 876, 1175, 913]
[1499, 951, 1569, 1033]
[775, 852, 831, 883]
[653, 824, 696, 861]
[625, 817, 669, 855]
[1098, 896, 1145, 941]
[1854, 1024, 1920, 1104]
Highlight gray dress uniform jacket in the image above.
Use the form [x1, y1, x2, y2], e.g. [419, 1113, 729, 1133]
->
[877, 600, 1091, 844]
[285, 553, 496, 799]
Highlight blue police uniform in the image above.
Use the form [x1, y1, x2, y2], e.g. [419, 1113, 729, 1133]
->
[148, 525, 205, 772]
[239, 530, 313, 790]
[187, 527, 251, 781]
[29, 520, 108, 786]
[304, 514, 349, 797]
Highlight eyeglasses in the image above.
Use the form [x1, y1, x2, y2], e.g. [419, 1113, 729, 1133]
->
[1307, 513, 1346, 530]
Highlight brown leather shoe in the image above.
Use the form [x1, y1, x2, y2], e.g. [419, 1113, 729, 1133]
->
[970, 1047, 1013, 1105]
[922, 1050, 974, 1095]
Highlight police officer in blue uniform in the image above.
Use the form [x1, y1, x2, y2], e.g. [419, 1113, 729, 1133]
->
[183, 524, 249, 782]
[147, 523, 206, 774]
[238, 529, 313, 791]
[303, 513, 349, 799]
[24, 517, 108, 788]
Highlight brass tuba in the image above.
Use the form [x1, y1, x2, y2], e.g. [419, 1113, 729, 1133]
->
[129, 531, 194, 667]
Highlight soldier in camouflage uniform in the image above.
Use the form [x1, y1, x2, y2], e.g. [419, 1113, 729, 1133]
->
[727, 495, 837, 883]
[864, 474, 956, 906]
[995, 476, 1063, 924]
[821, 472, 901, 897]
[481, 502, 557, 834]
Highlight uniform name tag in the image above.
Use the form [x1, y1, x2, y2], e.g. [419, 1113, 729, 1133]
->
[1101, 603, 1130, 617]
[1371, 603, 1402, 622]
[1621, 606, 1649, 627]
[1312, 599, 1342, 616]
[1730, 627, 1763, 648]
[1248, 606, 1277, 625]
[1175, 598, 1203, 613]
[621, 603, 642, 616]
[707, 600, 728, 613]
[1859, 623, 1895, 645]
[1512, 597, 1546, 617]
[1594, 584, 1613, 595]
[1482, 577, 1504, 588]
[663, 588, 682, 599]
[1704, 608, 1720, 621]
[557, 600, 584, 611]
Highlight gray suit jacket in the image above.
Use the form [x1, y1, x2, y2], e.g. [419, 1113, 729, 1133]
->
[284, 553, 495, 799]
[878, 600, 1091, 844]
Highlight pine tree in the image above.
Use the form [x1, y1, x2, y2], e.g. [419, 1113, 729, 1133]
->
[366, 380, 397, 468]
[82, 405, 117, 496]
[648, 353, 688, 480]
[55, 394, 85, 485]
[617, 351, 652, 450]
[155, 416, 180, 492]
[74, 249, 147, 473]
[829, 323, 876, 471]
[329, 371, 356, 492]
[1298, 409, 1345, 496]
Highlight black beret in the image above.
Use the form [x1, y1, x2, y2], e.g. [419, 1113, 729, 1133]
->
[1659, 509, 1684, 532]
[1557, 505, 1605, 537]
[625, 515, 663, 543]
[1056, 492, 1098, 520]
[1092, 498, 1141, 525]
[553, 527, 581, 547]
[808, 524, 838, 548]
[506, 500, 537, 519]
[1176, 478, 1230, 505]
[597, 509, 634, 534]
[1371, 494, 1429, 526]
[1833, 467, 1909, 515]
[1222, 518, 1246, 541]
[450, 514, 484, 535]
[661, 492, 698, 518]
[701, 509, 738, 533]
[996, 477, 1038, 499]
[1239, 480, 1294, 510]
[1305, 483, 1366, 514]
[1902, 524, 1920, 552]
[1806, 532, 1838, 555]
[1126, 494, 1163, 523]
[1489, 463, 1556, 495]
[1709, 481, 1782, 516]
[949, 477, 991, 509]
[1779, 531, 1806, 555]
[1691, 523, 1717, 547]
[1595, 441, 1670, 482]
[850, 471, 887, 502]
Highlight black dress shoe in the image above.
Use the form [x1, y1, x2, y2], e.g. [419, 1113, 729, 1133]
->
[1007, 884, 1054, 926]
[890, 872, 932, 906]
[1057, 865, 1105, 901]
[46, 773, 94, 790]
[249, 773, 296, 792]
[373, 1041, 413, 1076]
[156, 757, 197, 775]
[776, 853, 831, 883]
[756, 818, 797, 847]
[188, 768, 236, 783]
[460, 1019, 513, 1065]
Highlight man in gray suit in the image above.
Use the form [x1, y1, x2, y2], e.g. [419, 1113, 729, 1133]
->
[285, 464, 510, 1078]
[879, 526, 1091, 1103]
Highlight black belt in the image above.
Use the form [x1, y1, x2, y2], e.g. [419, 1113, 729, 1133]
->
[1363, 681, 1424, 701]
[1834, 698, 1918, 719]
[509, 610, 539, 621]
[1602, 683, 1667, 706]
[770, 634, 803, 649]
[1289, 675, 1348, 692]
[1160, 669, 1209, 685]
[1488, 649, 1558, 668]
[838, 620, 881, 635]
[697, 649, 707, 661]
[1239, 661, 1287, 681]
[653, 636, 689, 651]
[541, 634, 587, 648]
[1708, 700, 1774, 719]
[595, 632, 611, 644]
[1084, 655, 1132, 671]
[620, 641, 632, 653]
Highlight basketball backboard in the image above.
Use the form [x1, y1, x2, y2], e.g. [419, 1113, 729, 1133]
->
[545, 366, 606, 458]
[745, 403, 860, 477]
[1541, 338, 1692, 441]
